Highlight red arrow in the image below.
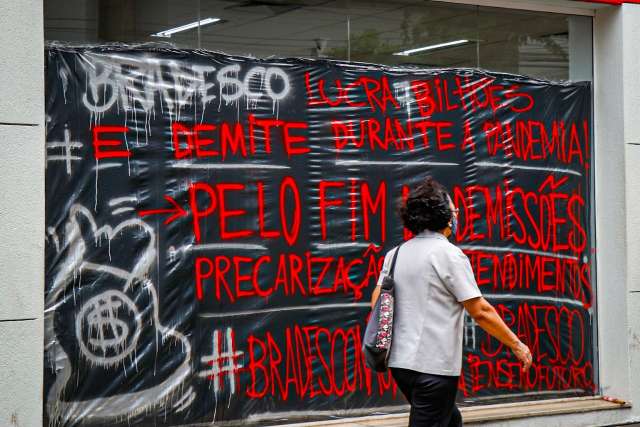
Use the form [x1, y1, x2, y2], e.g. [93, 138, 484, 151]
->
[138, 195, 188, 225]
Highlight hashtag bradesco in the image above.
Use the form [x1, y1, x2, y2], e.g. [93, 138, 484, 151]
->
[244, 323, 397, 400]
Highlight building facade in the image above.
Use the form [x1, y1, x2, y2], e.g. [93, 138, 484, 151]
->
[2, 0, 640, 425]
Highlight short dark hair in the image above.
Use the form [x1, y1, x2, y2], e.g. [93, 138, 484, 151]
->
[400, 177, 452, 235]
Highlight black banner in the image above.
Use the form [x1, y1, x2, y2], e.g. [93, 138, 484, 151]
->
[44, 45, 594, 426]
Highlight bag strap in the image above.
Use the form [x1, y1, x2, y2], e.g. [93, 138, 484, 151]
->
[388, 242, 404, 279]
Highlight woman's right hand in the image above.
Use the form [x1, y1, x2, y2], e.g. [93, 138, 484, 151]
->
[512, 341, 532, 373]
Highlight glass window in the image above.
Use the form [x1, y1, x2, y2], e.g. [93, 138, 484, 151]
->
[42, 0, 597, 411]
[44, 0, 592, 82]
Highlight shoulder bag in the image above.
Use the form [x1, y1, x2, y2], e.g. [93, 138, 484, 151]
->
[362, 243, 403, 372]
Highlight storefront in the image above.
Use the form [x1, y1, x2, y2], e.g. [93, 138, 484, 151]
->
[1, 1, 640, 426]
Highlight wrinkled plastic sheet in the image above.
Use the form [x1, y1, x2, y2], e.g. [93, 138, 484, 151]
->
[44, 44, 594, 426]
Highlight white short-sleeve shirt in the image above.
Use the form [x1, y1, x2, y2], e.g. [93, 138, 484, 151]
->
[377, 229, 482, 376]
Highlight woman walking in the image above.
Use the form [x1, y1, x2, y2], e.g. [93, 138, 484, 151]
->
[371, 177, 532, 427]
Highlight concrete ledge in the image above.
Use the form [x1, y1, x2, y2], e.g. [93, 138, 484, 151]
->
[276, 397, 630, 427]
[462, 396, 630, 423]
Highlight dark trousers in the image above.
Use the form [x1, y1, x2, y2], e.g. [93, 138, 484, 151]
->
[391, 368, 462, 427]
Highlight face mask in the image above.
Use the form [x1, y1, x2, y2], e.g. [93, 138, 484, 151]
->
[449, 214, 458, 238]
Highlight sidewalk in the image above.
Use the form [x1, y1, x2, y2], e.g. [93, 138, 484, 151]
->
[276, 397, 630, 427]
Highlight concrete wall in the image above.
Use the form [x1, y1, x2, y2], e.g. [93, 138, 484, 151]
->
[620, 2, 640, 424]
[0, 0, 45, 426]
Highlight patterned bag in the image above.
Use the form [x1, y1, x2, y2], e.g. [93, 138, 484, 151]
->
[362, 244, 403, 372]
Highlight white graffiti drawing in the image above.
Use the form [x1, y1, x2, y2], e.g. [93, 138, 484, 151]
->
[46, 126, 83, 175]
[45, 204, 193, 425]
[463, 314, 477, 349]
[46, 226, 61, 253]
[58, 66, 69, 104]
[392, 80, 420, 120]
[79, 53, 291, 122]
[198, 328, 244, 395]
[217, 64, 290, 105]
[75, 290, 142, 367]
[108, 195, 138, 217]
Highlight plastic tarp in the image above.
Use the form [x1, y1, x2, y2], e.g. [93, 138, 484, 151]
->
[44, 44, 594, 426]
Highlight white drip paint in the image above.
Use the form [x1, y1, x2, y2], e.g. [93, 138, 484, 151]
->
[46, 126, 83, 175]
[475, 161, 583, 177]
[94, 158, 99, 211]
[45, 203, 194, 423]
[108, 196, 138, 207]
[59, 66, 69, 104]
[93, 162, 122, 171]
[111, 207, 134, 216]
[459, 244, 579, 261]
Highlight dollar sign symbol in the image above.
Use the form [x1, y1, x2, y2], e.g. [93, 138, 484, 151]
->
[76, 290, 141, 366]
[86, 295, 130, 355]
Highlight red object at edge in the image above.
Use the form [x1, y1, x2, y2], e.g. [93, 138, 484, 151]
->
[576, 0, 640, 4]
